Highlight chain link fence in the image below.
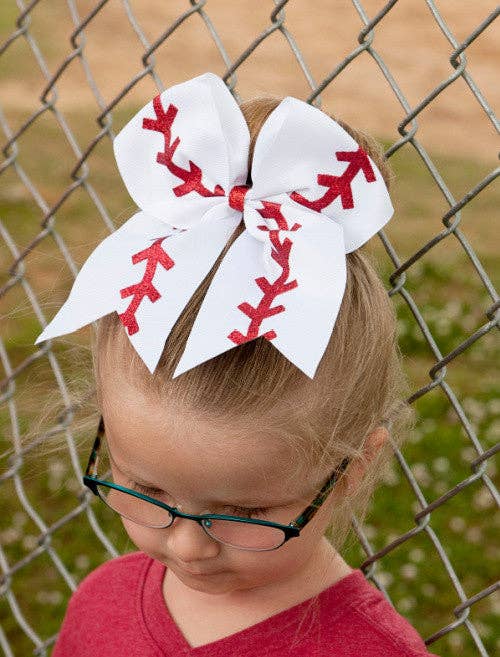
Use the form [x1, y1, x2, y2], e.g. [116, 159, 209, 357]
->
[0, 1, 498, 655]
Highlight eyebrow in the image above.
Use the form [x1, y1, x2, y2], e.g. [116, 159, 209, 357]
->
[105, 443, 303, 507]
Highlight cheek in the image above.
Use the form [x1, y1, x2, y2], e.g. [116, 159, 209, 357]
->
[241, 519, 326, 577]
[121, 518, 159, 553]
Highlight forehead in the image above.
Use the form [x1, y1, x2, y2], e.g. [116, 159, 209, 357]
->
[101, 384, 316, 505]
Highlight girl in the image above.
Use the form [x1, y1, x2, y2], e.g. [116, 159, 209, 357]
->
[35, 73, 439, 656]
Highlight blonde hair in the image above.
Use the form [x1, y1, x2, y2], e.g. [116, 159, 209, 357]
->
[92, 95, 415, 550]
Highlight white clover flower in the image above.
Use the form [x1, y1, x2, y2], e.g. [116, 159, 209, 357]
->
[409, 547, 425, 563]
[460, 446, 476, 463]
[486, 399, 500, 415]
[362, 524, 377, 540]
[473, 487, 495, 510]
[463, 398, 486, 423]
[433, 481, 447, 495]
[22, 534, 38, 550]
[0, 528, 21, 544]
[412, 462, 432, 486]
[376, 571, 394, 587]
[488, 419, 500, 440]
[75, 554, 90, 570]
[432, 456, 450, 473]
[474, 621, 491, 638]
[398, 596, 416, 612]
[447, 633, 464, 649]
[465, 526, 482, 543]
[381, 466, 399, 486]
[448, 516, 466, 532]
[420, 419, 437, 433]
[421, 582, 437, 597]
[36, 590, 63, 605]
[400, 563, 418, 580]
[444, 300, 462, 320]
[12, 512, 27, 528]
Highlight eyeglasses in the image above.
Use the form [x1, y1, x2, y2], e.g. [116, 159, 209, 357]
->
[83, 415, 350, 552]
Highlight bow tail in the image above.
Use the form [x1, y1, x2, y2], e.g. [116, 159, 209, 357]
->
[173, 209, 346, 379]
[34, 211, 169, 343]
[35, 209, 241, 374]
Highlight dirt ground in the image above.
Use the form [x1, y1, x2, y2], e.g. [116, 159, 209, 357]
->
[1, 0, 498, 163]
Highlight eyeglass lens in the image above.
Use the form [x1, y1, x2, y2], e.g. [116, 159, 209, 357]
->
[96, 484, 286, 550]
[95, 443, 286, 551]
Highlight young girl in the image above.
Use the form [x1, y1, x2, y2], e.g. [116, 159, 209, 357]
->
[35, 72, 439, 656]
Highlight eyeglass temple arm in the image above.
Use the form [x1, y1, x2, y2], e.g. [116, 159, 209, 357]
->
[290, 457, 350, 530]
[84, 415, 105, 478]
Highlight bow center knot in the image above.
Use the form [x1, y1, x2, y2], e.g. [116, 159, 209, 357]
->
[228, 184, 251, 212]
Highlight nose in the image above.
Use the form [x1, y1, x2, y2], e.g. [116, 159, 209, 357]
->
[165, 514, 221, 563]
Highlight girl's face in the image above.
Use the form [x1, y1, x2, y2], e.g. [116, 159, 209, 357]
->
[101, 383, 342, 601]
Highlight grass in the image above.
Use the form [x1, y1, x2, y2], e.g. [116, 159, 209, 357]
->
[1, 107, 498, 657]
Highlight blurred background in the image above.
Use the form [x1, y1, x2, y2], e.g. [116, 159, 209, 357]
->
[0, 1, 498, 655]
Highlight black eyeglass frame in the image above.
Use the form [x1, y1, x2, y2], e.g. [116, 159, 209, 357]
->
[83, 415, 350, 551]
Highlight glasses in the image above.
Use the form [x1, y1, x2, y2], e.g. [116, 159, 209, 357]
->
[83, 415, 350, 552]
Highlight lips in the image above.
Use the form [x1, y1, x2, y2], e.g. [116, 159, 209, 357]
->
[183, 568, 222, 576]
[177, 563, 223, 576]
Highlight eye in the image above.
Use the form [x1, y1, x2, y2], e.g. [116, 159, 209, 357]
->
[131, 482, 164, 496]
[129, 484, 270, 519]
[226, 505, 270, 519]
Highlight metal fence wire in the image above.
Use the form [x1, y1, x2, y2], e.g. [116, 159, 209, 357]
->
[0, 1, 498, 656]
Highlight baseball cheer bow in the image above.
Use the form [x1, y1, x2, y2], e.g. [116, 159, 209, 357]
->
[34, 72, 394, 379]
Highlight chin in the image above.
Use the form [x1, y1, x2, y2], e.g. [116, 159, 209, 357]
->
[174, 569, 237, 593]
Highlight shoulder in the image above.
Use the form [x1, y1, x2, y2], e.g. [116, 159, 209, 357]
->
[350, 589, 437, 656]
[51, 551, 155, 656]
[318, 570, 439, 656]
[62, 550, 151, 619]
[75, 552, 151, 593]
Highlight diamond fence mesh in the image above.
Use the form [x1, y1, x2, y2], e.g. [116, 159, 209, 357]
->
[0, 1, 498, 655]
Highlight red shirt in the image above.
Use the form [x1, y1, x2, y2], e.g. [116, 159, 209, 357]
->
[52, 551, 439, 656]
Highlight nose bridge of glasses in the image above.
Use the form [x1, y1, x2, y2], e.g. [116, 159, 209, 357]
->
[169, 503, 214, 524]
[167, 506, 225, 545]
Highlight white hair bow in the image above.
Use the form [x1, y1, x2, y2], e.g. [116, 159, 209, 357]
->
[34, 71, 394, 379]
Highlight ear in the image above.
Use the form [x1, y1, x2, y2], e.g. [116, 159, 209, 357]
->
[344, 425, 389, 494]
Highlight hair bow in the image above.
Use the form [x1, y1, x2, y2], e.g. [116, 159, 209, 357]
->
[34, 71, 394, 379]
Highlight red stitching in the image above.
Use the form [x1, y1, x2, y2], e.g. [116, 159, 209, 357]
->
[228, 201, 301, 345]
[290, 146, 376, 211]
[120, 92, 236, 337]
[142, 95, 226, 200]
[142, 95, 250, 207]
[118, 237, 175, 335]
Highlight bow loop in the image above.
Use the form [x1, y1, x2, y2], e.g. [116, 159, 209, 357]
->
[113, 72, 249, 229]
[249, 96, 393, 253]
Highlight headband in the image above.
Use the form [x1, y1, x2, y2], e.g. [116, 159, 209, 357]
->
[34, 71, 394, 379]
